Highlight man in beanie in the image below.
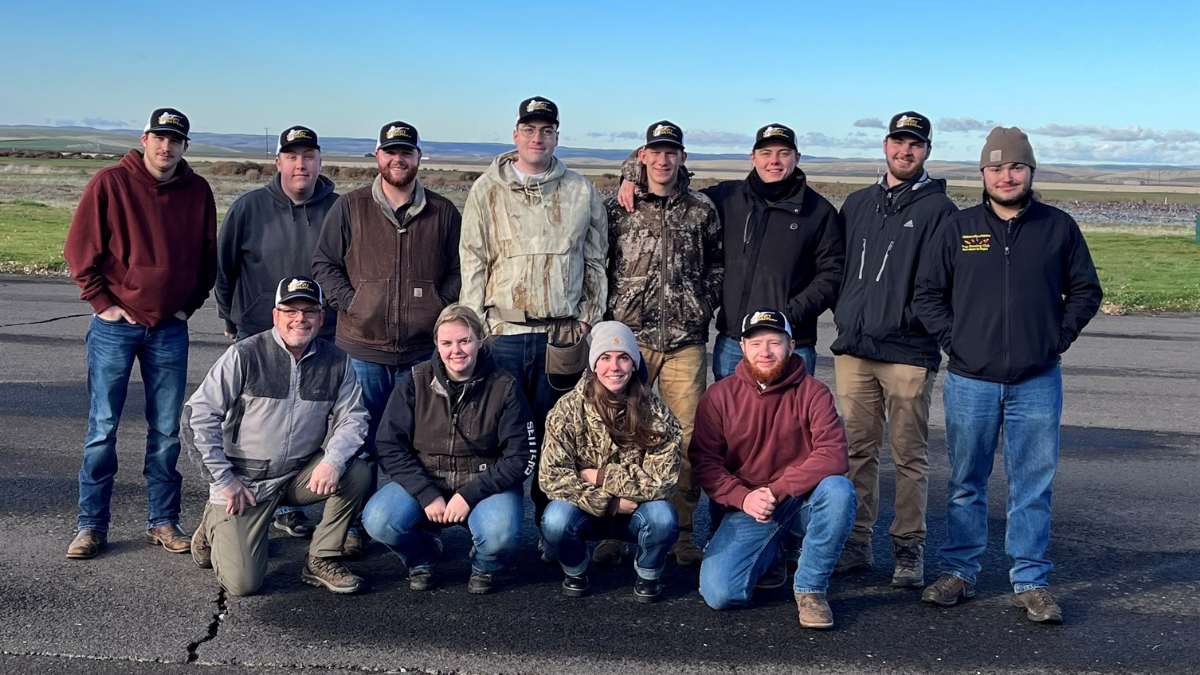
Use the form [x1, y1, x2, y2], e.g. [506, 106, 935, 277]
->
[214, 125, 339, 539]
[459, 97, 609, 528]
[830, 112, 957, 586]
[691, 309, 855, 629]
[312, 121, 462, 553]
[603, 120, 721, 566]
[914, 127, 1102, 623]
[617, 123, 843, 381]
[64, 107, 217, 559]
[183, 276, 372, 595]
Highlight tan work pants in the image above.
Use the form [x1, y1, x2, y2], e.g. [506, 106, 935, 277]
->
[642, 344, 706, 543]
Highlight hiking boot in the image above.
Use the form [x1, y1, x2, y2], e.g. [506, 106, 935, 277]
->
[146, 523, 191, 554]
[561, 573, 590, 597]
[1012, 587, 1064, 624]
[754, 559, 788, 590]
[633, 575, 664, 603]
[408, 567, 436, 592]
[341, 527, 366, 558]
[301, 555, 363, 594]
[891, 540, 925, 588]
[921, 573, 975, 606]
[592, 539, 626, 566]
[795, 592, 834, 629]
[66, 529, 106, 559]
[272, 510, 314, 538]
[672, 539, 704, 566]
[467, 571, 495, 595]
[191, 526, 212, 569]
[834, 539, 872, 574]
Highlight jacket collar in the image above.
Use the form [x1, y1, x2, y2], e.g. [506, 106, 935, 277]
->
[733, 353, 807, 394]
[371, 175, 426, 227]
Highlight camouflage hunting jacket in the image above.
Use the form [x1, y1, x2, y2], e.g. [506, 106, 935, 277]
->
[538, 374, 682, 516]
[604, 174, 723, 352]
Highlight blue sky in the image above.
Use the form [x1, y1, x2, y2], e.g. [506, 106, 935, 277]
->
[3, 1, 1198, 164]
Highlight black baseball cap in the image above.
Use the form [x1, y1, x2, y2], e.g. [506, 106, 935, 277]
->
[277, 125, 320, 153]
[144, 107, 190, 140]
[377, 121, 419, 151]
[888, 111, 932, 143]
[518, 96, 559, 125]
[740, 308, 793, 338]
[753, 123, 797, 151]
[644, 120, 684, 149]
[275, 276, 323, 306]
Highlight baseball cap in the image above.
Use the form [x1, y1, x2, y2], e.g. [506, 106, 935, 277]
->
[275, 276, 323, 306]
[277, 125, 320, 154]
[377, 121, 420, 151]
[888, 111, 932, 143]
[753, 123, 797, 151]
[517, 96, 559, 125]
[740, 308, 793, 338]
[144, 107, 190, 140]
[644, 120, 684, 149]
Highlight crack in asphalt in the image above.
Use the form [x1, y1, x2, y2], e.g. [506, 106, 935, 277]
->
[186, 587, 227, 663]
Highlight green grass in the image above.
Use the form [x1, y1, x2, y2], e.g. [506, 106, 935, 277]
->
[1, 200, 1197, 311]
[1087, 233, 1200, 311]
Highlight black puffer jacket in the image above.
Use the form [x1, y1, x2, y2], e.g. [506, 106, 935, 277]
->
[831, 175, 957, 370]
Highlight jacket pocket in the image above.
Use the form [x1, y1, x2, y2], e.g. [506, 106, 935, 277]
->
[404, 279, 445, 343]
[343, 279, 391, 344]
[122, 265, 174, 313]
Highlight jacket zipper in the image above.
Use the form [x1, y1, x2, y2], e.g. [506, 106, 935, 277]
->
[1003, 220, 1012, 379]
[857, 238, 867, 279]
[874, 240, 895, 282]
[658, 203, 669, 352]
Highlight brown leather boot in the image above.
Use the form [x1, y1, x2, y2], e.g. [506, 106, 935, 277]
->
[146, 523, 191, 553]
[66, 529, 106, 559]
[795, 592, 834, 629]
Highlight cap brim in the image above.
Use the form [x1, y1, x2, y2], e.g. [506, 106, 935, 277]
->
[377, 141, 419, 151]
[276, 293, 322, 305]
[278, 141, 320, 153]
[740, 324, 790, 338]
[645, 139, 684, 149]
[753, 139, 796, 150]
[518, 113, 558, 125]
[887, 130, 930, 143]
[146, 127, 189, 140]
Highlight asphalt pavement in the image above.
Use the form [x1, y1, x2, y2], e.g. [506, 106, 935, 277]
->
[1, 274, 1197, 674]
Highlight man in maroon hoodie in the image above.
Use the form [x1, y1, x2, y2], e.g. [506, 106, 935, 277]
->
[63, 107, 217, 560]
[691, 309, 855, 629]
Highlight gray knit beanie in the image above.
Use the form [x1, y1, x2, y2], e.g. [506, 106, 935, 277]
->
[588, 321, 641, 371]
[980, 126, 1037, 169]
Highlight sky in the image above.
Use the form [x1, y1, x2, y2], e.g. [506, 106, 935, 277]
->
[3, 1, 1199, 165]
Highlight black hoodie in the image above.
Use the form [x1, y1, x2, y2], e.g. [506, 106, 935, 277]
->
[913, 198, 1102, 384]
[831, 175, 957, 369]
[215, 173, 339, 337]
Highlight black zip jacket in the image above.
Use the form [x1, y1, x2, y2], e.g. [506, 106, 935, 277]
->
[704, 170, 844, 346]
[913, 198, 1102, 384]
[831, 175, 957, 369]
[216, 174, 339, 338]
[374, 350, 537, 508]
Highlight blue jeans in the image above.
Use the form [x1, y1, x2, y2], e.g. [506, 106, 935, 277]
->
[77, 316, 189, 532]
[361, 482, 522, 574]
[489, 333, 573, 520]
[712, 335, 817, 382]
[699, 475, 854, 608]
[350, 352, 431, 458]
[939, 366, 1062, 592]
[541, 499, 678, 580]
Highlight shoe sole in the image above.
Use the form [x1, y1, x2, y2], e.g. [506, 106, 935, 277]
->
[467, 585, 493, 595]
[301, 570, 361, 594]
[799, 619, 834, 629]
[1011, 596, 1063, 623]
[922, 588, 975, 606]
[562, 583, 589, 598]
[891, 575, 924, 588]
[66, 548, 101, 560]
[633, 592, 661, 604]
[146, 534, 190, 554]
[272, 522, 313, 538]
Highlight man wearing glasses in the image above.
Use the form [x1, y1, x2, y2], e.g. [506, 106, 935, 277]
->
[459, 96, 609, 528]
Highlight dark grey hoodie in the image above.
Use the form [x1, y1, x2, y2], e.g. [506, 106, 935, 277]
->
[215, 173, 339, 338]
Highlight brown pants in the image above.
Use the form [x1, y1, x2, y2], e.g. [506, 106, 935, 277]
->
[642, 344, 706, 543]
[202, 454, 372, 596]
[834, 354, 935, 546]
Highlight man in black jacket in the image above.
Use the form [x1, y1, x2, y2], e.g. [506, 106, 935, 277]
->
[914, 127, 1102, 624]
[215, 125, 338, 539]
[361, 305, 535, 595]
[831, 112, 957, 587]
[619, 124, 844, 381]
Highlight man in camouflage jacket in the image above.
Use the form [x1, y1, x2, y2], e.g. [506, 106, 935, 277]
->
[604, 120, 721, 565]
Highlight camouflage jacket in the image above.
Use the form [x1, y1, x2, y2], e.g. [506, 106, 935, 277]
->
[539, 374, 682, 516]
[604, 173, 722, 352]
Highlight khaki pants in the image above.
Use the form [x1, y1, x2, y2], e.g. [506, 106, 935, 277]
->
[202, 454, 372, 596]
[642, 344, 706, 543]
[834, 354, 935, 546]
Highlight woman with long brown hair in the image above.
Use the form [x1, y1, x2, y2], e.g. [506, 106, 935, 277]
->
[539, 321, 682, 602]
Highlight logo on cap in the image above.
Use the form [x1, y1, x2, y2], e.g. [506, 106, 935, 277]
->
[750, 311, 775, 324]
[157, 112, 183, 126]
[761, 126, 788, 138]
[288, 279, 314, 293]
[990, 149, 1003, 162]
[286, 129, 311, 142]
[387, 126, 411, 139]
[526, 100, 553, 113]
[895, 115, 924, 129]
[652, 124, 677, 137]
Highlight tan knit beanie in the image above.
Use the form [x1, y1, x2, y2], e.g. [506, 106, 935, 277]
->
[980, 126, 1037, 169]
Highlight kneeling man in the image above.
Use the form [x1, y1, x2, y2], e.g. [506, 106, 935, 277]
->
[691, 309, 855, 629]
[183, 276, 371, 595]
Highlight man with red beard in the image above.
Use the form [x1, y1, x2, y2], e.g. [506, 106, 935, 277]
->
[830, 112, 957, 587]
[690, 309, 855, 629]
[313, 121, 462, 553]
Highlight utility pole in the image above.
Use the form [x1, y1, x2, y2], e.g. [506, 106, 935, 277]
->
[265, 127, 270, 159]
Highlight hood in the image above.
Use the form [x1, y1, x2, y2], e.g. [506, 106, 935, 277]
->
[745, 167, 808, 207]
[120, 149, 196, 190]
[876, 171, 948, 210]
[733, 353, 808, 394]
[429, 346, 497, 397]
[265, 172, 335, 207]
[485, 150, 567, 191]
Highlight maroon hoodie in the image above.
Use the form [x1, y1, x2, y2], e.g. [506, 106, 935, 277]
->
[64, 150, 217, 327]
[690, 354, 848, 511]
